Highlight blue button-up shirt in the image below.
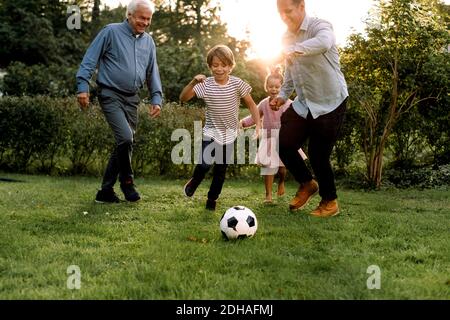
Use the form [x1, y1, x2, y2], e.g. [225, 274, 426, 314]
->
[279, 15, 348, 119]
[76, 20, 163, 106]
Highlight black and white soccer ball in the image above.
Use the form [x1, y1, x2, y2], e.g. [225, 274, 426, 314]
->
[220, 206, 258, 240]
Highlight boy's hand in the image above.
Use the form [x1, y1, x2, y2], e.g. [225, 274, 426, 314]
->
[192, 74, 206, 84]
[269, 97, 286, 111]
[239, 120, 244, 129]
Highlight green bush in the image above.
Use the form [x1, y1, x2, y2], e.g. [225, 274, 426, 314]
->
[63, 103, 113, 175]
[2, 96, 397, 184]
[0, 96, 68, 172]
[1, 62, 77, 97]
[0, 97, 212, 177]
[385, 164, 450, 188]
[133, 102, 204, 177]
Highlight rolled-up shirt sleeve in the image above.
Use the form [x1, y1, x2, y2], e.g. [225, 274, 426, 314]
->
[146, 39, 163, 107]
[293, 21, 335, 56]
[76, 27, 110, 94]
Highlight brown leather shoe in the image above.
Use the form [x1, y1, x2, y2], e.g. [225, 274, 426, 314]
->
[310, 199, 340, 217]
[289, 179, 319, 211]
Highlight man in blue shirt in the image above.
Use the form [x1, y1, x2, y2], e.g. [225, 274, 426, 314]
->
[271, 0, 348, 217]
[76, 0, 163, 203]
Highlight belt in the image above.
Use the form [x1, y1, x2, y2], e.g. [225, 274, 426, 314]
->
[98, 83, 138, 97]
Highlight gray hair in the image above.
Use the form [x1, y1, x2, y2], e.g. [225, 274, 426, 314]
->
[126, 0, 155, 17]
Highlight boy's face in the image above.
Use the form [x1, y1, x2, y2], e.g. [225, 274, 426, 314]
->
[209, 56, 233, 84]
[266, 78, 282, 99]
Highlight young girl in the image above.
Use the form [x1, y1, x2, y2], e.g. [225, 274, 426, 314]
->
[179, 44, 261, 211]
[241, 67, 306, 204]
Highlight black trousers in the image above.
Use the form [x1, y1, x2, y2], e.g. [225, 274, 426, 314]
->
[97, 87, 139, 190]
[279, 99, 347, 201]
[191, 139, 234, 201]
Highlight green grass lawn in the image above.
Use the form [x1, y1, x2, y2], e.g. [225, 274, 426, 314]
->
[0, 173, 449, 299]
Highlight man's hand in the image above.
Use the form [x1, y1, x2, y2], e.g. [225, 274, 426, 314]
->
[269, 97, 286, 111]
[282, 48, 304, 65]
[77, 92, 90, 111]
[149, 105, 161, 118]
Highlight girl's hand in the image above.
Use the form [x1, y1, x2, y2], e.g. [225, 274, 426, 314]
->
[253, 124, 261, 140]
[269, 97, 286, 111]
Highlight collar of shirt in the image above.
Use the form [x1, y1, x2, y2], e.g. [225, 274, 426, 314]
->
[123, 19, 144, 38]
[287, 15, 310, 38]
[283, 15, 310, 54]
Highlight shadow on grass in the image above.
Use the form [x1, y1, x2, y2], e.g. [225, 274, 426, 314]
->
[0, 177, 26, 182]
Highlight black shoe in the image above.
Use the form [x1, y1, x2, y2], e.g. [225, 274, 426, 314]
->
[95, 188, 120, 203]
[206, 199, 216, 211]
[184, 178, 200, 197]
[120, 179, 141, 202]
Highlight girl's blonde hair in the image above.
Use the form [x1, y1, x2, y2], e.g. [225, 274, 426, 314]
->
[264, 65, 284, 91]
[206, 45, 236, 69]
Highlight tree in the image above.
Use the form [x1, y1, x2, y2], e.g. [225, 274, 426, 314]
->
[152, 0, 228, 46]
[341, 0, 449, 188]
[0, 0, 93, 68]
[150, 0, 252, 102]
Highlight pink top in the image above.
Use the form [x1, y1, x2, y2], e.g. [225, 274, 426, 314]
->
[241, 97, 292, 130]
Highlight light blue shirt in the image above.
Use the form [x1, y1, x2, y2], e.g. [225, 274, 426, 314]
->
[76, 20, 163, 106]
[279, 15, 348, 119]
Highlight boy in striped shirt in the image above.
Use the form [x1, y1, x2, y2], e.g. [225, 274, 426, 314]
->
[179, 44, 261, 210]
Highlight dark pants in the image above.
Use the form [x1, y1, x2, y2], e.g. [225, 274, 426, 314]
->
[279, 99, 347, 201]
[97, 87, 140, 190]
[191, 139, 234, 201]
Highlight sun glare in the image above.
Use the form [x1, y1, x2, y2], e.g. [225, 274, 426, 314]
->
[220, 0, 379, 61]
[102, 0, 450, 60]
[220, 0, 286, 60]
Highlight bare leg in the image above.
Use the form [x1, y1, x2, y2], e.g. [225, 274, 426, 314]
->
[277, 167, 286, 196]
[264, 175, 274, 203]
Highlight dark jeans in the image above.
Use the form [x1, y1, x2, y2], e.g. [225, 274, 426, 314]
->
[97, 87, 140, 190]
[191, 139, 234, 201]
[279, 99, 347, 201]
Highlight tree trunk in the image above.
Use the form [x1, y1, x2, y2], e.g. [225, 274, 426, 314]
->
[367, 141, 385, 189]
[366, 53, 400, 188]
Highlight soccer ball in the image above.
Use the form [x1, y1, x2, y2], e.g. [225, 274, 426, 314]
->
[220, 206, 258, 240]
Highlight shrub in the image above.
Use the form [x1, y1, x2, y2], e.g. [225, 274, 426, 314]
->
[385, 164, 450, 188]
[63, 102, 113, 175]
[0, 96, 68, 172]
[133, 102, 204, 177]
[1, 62, 77, 97]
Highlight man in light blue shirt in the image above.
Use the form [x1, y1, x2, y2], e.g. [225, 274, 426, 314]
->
[76, 0, 162, 203]
[271, 0, 348, 217]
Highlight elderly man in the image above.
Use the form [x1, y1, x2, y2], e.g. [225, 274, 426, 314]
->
[76, 0, 162, 203]
[271, 0, 348, 217]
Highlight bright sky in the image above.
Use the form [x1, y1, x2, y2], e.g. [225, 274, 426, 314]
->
[103, 0, 450, 60]
[220, 0, 377, 59]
